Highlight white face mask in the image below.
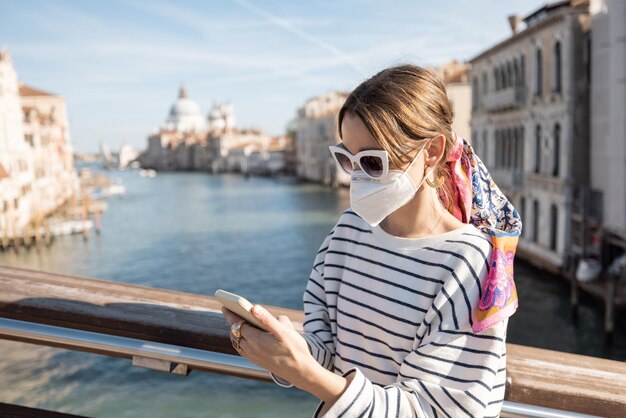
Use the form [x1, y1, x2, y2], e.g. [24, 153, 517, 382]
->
[350, 144, 433, 227]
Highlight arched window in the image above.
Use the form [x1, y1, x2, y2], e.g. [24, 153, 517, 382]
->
[520, 55, 526, 87]
[553, 41, 562, 93]
[514, 59, 520, 87]
[553, 124, 560, 176]
[533, 200, 539, 243]
[472, 77, 479, 109]
[504, 128, 513, 168]
[494, 68, 499, 91]
[518, 126, 526, 170]
[550, 204, 558, 250]
[482, 71, 488, 95]
[535, 48, 543, 97]
[511, 127, 519, 168]
[506, 61, 513, 87]
[535, 125, 541, 173]
[499, 129, 505, 168]
[504, 65, 509, 88]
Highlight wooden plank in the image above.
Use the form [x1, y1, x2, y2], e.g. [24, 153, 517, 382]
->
[0, 265, 302, 358]
[0, 266, 625, 417]
[506, 344, 626, 417]
[0, 402, 88, 418]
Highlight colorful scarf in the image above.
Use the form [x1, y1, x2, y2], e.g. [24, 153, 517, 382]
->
[440, 132, 522, 334]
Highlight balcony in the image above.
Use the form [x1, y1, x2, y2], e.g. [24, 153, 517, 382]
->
[484, 86, 527, 112]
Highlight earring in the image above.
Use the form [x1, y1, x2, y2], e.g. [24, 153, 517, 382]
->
[425, 170, 445, 188]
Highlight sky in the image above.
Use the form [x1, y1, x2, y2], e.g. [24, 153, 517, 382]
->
[1, 0, 545, 153]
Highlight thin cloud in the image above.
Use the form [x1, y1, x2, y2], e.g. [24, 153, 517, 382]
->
[231, 0, 365, 76]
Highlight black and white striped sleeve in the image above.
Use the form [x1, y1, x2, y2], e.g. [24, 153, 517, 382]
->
[301, 231, 335, 371]
[314, 319, 507, 418]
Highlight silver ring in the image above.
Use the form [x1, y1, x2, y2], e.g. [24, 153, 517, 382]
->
[230, 319, 245, 339]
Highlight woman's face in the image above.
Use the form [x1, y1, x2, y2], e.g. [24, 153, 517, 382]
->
[340, 112, 431, 183]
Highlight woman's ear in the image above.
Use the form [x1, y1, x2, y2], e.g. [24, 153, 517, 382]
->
[424, 134, 446, 168]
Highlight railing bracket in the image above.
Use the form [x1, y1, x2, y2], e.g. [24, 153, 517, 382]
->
[132, 355, 191, 376]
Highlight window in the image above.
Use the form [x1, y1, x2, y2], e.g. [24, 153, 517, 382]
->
[518, 126, 526, 170]
[520, 55, 526, 87]
[512, 128, 517, 169]
[553, 124, 560, 176]
[482, 72, 488, 95]
[535, 125, 542, 173]
[553, 41, 562, 93]
[533, 200, 539, 243]
[505, 129, 513, 168]
[535, 48, 543, 97]
[472, 77, 479, 109]
[502, 65, 508, 89]
[506, 61, 513, 87]
[494, 68, 499, 91]
[550, 204, 558, 250]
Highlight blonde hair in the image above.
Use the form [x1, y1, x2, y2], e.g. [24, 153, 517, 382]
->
[338, 64, 457, 211]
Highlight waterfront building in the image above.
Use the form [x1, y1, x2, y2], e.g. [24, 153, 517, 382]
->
[0, 50, 34, 236]
[20, 83, 79, 218]
[139, 86, 279, 174]
[0, 49, 79, 237]
[295, 91, 350, 186]
[140, 85, 207, 171]
[208, 102, 236, 133]
[243, 135, 294, 175]
[429, 60, 472, 142]
[295, 68, 471, 188]
[210, 128, 271, 173]
[589, 0, 626, 260]
[118, 144, 140, 169]
[469, 0, 591, 274]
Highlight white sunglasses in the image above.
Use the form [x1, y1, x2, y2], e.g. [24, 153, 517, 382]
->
[328, 144, 389, 179]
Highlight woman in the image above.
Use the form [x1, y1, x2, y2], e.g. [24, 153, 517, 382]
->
[223, 64, 521, 417]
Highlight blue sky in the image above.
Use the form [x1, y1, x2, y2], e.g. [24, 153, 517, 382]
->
[1, 0, 543, 153]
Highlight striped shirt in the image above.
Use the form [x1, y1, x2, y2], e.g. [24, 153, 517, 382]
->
[301, 210, 508, 418]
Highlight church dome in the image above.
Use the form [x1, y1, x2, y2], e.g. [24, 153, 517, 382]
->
[164, 85, 206, 133]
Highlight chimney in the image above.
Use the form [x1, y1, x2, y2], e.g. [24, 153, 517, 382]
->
[508, 14, 522, 35]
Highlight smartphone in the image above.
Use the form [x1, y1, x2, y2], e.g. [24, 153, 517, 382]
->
[214, 289, 269, 331]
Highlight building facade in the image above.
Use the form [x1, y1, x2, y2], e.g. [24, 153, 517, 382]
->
[590, 0, 626, 250]
[295, 91, 350, 186]
[0, 49, 79, 237]
[470, 0, 591, 272]
[430, 60, 472, 142]
[140, 85, 208, 171]
[139, 85, 288, 174]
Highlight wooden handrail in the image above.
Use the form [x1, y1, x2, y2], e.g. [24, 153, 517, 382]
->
[0, 402, 88, 418]
[0, 266, 625, 417]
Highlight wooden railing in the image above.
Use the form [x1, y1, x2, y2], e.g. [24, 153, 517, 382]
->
[1, 266, 625, 417]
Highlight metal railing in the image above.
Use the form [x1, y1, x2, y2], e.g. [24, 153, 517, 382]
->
[0, 317, 601, 418]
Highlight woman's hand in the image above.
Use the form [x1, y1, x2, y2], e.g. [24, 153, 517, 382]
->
[221, 304, 314, 386]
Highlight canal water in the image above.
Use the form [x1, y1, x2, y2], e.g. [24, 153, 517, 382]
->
[0, 167, 624, 418]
